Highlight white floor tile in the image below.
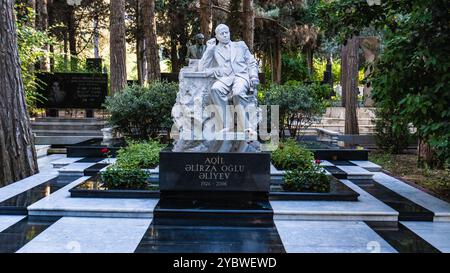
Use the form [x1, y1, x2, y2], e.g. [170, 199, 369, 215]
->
[401, 221, 450, 253]
[0, 215, 26, 233]
[275, 220, 397, 253]
[17, 217, 152, 253]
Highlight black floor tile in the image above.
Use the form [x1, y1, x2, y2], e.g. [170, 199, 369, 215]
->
[76, 157, 106, 163]
[84, 163, 110, 176]
[324, 166, 347, 179]
[328, 160, 357, 166]
[351, 179, 434, 221]
[135, 223, 285, 253]
[365, 221, 440, 253]
[0, 176, 78, 215]
[135, 196, 285, 253]
[0, 217, 60, 253]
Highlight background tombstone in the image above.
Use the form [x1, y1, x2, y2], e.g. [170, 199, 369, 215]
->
[36, 72, 108, 111]
[86, 58, 103, 73]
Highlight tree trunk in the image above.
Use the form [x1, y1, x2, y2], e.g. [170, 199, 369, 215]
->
[137, 38, 148, 85]
[271, 33, 282, 84]
[168, 7, 188, 73]
[48, 0, 54, 71]
[200, 0, 212, 39]
[168, 1, 179, 73]
[227, 0, 242, 41]
[142, 0, 160, 81]
[418, 138, 436, 167]
[180, 23, 188, 67]
[63, 30, 68, 69]
[136, 0, 147, 85]
[36, 0, 49, 71]
[344, 36, 360, 135]
[304, 44, 313, 76]
[67, 5, 77, 71]
[136, 37, 142, 84]
[170, 38, 178, 73]
[340, 43, 348, 107]
[242, 0, 254, 51]
[93, 16, 100, 59]
[109, 0, 127, 94]
[0, 0, 38, 186]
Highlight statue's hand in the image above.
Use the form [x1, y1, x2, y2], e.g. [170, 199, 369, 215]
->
[206, 38, 217, 47]
[247, 79, 260, 95]
[250, 78, 260, 89]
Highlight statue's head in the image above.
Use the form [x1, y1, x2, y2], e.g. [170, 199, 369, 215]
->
[215, 24, 230, 44]
[195, 33, 204, 45]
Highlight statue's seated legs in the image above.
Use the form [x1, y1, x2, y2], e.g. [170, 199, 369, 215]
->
[210, 77, 254, 136]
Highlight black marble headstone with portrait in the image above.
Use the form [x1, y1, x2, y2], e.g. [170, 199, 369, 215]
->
[36, 72, 108, 109]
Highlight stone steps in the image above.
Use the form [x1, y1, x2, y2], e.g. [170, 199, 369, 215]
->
[31, 117, 106, 145]
[32, 122, 106, 131]
[32, 117, 106, 123]
[34, 136, 99, 145]
[32, 130, 103, 136]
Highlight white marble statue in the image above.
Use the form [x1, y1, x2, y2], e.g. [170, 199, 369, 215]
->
[199, 24, 260, 134]
[171, 24, 261, 152]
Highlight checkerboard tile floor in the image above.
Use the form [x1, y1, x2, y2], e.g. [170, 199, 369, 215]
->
[1, 155, 450, 253]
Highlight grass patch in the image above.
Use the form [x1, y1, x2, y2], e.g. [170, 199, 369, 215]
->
[369, 152, 450, 202]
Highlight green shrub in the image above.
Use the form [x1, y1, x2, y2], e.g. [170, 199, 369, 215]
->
[271, 139, 315, 170]
[265, 82, 329, 139]
[281, 53, 310, 83]
[103, 82, 178, 139]
[101, 167, 148, 189]
[16, 4, 54, 115]
[374, 107, 412, 154]
[116, 140, 165, 169]
[283, 166, 331, 193]
[368, 0, 450, 167]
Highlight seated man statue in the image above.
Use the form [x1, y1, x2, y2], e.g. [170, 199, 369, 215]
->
[199, 24, 259, 138]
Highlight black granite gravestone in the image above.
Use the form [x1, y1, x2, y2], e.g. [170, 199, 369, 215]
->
[86, 58, 103, 73]
[36, 72, 108, 109]
[159, 142, 271, 202]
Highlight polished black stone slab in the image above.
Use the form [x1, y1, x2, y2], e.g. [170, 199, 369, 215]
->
[76, 157, 106, 163]
[0, 176, 78, 215]
[328, 160, 357, 166]
[0, 217, 60, 253]
[136, 199, 284, 253]
[135, 223, 285, 253]
[299, 140, 369, 160]
[324, 166, 348, 179]
[159, 148, 271, 194]
[154, 197, 273, 226]
[269, 177, 359, 201]
[66, 138, 126, 157]
[313, 149, 369, 161]
[365, 221, 440, 253]
[69, 176, 160, 199]
[351, 179, 434, 221]
[83, 163, 110, 176]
